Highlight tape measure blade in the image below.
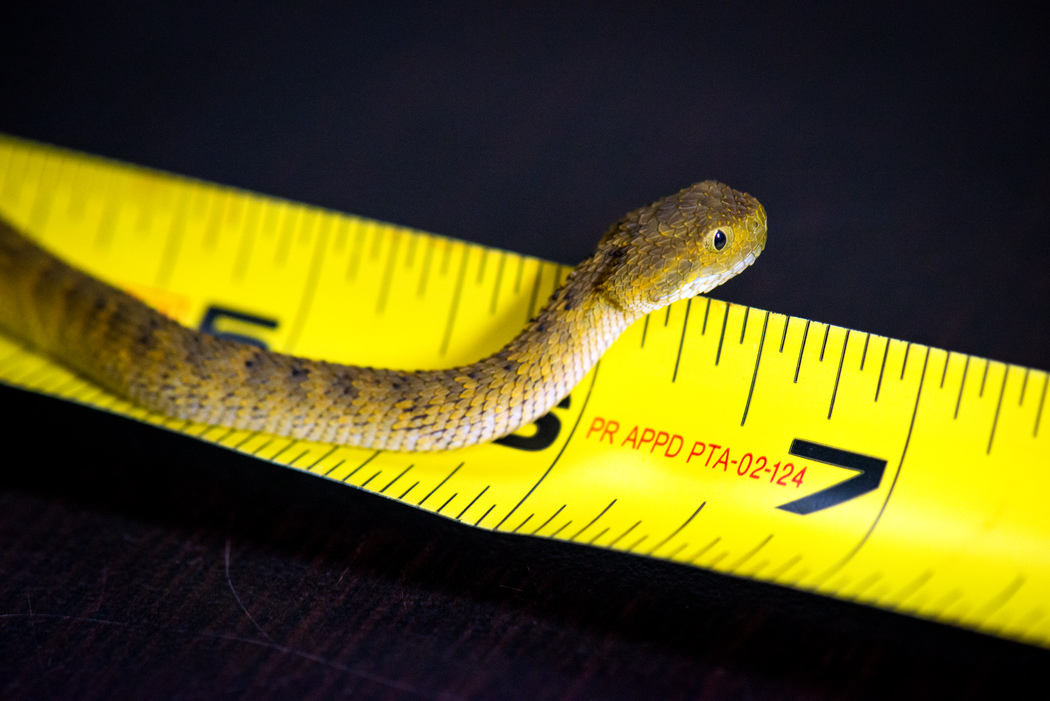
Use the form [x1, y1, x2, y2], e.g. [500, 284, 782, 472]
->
[2, 133, 1050, 648]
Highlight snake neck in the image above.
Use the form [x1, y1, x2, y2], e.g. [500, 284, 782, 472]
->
[487, 251, 635, 407]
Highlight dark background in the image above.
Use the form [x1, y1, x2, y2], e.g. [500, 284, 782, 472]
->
[2, 2, 1049, 698]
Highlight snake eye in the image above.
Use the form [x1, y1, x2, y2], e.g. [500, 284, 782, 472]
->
[712, 229, 727, 251]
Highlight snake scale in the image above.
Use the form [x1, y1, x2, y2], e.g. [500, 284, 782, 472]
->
[0, 182, 766, 451]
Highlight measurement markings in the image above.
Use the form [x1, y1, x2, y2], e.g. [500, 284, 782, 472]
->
[739, 307, 750, 342]
[403, 231, 418, 267]
[741, 311, 770, 426]
[59, 164, 89, 221]
[899, 343, 912, 379]
[933, 590, 964, 616]
[350, 222, 370, 280]
[303, 446, 339, 471]
[436, 493, 458, 514]
[200, 189, 226, 250]
[274, 205, 301, 267]
[416, 236, 436, 296]
[686, 298, 703, 335]
[978, 575, 1026, 619]
[860, 332, 871, 370]
[249, 438, 275, 456]
[489, 251, 507, 313]
[494, 363, 601, 530]
[609, 520, 638, 545]
[588, 527, 610, 545]
[154, 189, 190, 288]
[332, 213, 350, 254]
[232, 431, 260, 450]
[456, 486, 490, 520]
[1036, 374, 1048, 437]
[210, 427, 237, 444]
[0, 144, 18, 196]
[665, 543, 689, 561]
[849, 571, 883, 599]
[510, 255, 526, 294]
[549, 521, 572, 538]
[715, 304, 730, 365]
[987, 366, 1009, 454]
[511, 514, 533, 534]
[285, 450, 311, 467]
[368, 221, 384, 262]
[828, 329, 851, 420]
[779, 315, 790, 352]
[640, 314, 650, 348]
[342, 451, 381, 483]
[94, 393, 119, 410]
[0, 347, 26, 372]
[359, 470, 382, 489]
[794, 319, 810, 382]
[74, 385, 106, 406]
[569, 499, 616, 541]
[438, 237, 453, 275]
[874, 338, 890, 401]
[374, 228, 402, 314]
[268, 440, 300, 462]
[322, 460, 346, 478]
[819, 324, 830, 361]
[474, 504, 496, 527]
[894, 570, 934, 607]
[728, 534, 773, 573]
[647, 502, 705, 556]
[476, 248, 489, 283]
[979, 358, 990, 397]
[418, 462, 463, 506]
[231, 202, 261, 281]
[63, 158, 94, 215]
[34, 370, 73, 396]
[954, 355, 971, 419]
[132, 182, 157, 235]
[2, 147, 32, 205]
[705, 551, 729, 569]
[626, 534, 648, 553]
[93, 186, 122, 251]
[525, 263, 544, 321]
[940, 351, 951, 388]
[398, 482, 418, 500]
[828, 347, 930, 575]
[6, 358, 48, 386]
[767, 554, 802, 582]
[664, 305, 672, 327]
[1020, 367, 1029, 405]
[51, 375, 86, 397]
[531, 505, 566, 535]
[26, 153, 59, 232]
[672, 298, 692, 382]
[439, 246, 471, 356]
[380, 464, 414, 494]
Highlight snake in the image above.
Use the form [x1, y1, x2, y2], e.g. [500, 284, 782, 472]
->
[0, 182, 766, 451]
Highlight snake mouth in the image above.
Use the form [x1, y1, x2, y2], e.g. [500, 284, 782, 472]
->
[689, 249, 760, 297]
[732, 248, 760, 276]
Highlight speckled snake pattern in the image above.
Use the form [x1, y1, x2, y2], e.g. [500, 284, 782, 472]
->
[0, 182, 766, 451]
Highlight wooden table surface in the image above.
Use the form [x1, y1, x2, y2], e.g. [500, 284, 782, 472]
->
[2, 4, 1049, 698]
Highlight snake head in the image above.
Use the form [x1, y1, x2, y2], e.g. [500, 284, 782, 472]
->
[597, 181, 766, 316]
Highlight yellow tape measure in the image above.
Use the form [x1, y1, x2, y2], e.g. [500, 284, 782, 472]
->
[2, 134, 1048, 647]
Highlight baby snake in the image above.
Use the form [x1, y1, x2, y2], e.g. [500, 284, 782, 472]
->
[0, 182, 766, 451]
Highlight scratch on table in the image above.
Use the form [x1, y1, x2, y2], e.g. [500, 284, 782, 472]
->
[0, 611, 463, 699]
[88, 567, 108, 614]
[225, 535, 272, 641]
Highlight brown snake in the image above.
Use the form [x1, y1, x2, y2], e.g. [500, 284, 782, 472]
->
[0, 182, 766, 451]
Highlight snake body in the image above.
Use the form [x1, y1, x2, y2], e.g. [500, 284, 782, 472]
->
[0, 182, 766, 451]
